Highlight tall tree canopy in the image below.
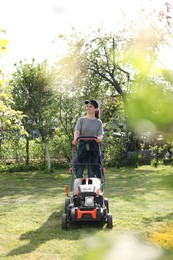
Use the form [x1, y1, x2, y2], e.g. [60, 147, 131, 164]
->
[10, 59, 57, 164]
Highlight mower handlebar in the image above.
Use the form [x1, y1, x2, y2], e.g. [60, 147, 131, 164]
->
[76, 136, 97, 141]
[72, 136, 98, 146]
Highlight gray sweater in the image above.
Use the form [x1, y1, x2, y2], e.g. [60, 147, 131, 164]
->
[75, 117, 104, 137]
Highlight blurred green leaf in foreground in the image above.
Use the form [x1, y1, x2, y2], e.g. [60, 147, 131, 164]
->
[126, 81, 173, 138]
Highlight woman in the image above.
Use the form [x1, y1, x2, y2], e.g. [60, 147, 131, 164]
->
[72, 100, 104, 178]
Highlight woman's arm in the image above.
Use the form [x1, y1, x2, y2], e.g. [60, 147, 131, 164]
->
[72, 130, 80, 145]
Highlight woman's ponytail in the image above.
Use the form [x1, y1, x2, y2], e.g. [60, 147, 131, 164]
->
[95, 109, 99, 119]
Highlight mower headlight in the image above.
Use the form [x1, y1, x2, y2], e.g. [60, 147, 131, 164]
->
[85, 196, 94, 207]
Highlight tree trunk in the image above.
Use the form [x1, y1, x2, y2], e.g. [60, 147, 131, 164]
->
[26, 136, 29, 165]
[45, 143, 51, 171]
[0, 142, 1, 161]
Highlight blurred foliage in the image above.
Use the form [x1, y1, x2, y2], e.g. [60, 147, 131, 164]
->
[126, 80, 173, 138]
[149, 224, 173, 250]
[0, 30, 26, 161]
[0, 29, 8, 56]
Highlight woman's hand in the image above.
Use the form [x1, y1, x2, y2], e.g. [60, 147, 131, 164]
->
[72, 139, 78, 145]
[96, 137, 102, 143]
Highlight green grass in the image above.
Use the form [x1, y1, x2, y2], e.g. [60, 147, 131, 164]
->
[0, 165, 173, 259]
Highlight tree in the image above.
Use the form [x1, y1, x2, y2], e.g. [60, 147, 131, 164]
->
[0, 29, 25, 161]
[10, 59, 57, 167]
[54, 33, 87, 98]
[55, 1, 173, 101]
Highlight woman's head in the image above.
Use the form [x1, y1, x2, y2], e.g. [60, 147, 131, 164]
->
[85, 100, 98, 108]
[85, 100, 99, 118]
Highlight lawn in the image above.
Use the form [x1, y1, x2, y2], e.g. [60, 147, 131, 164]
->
[0, 165, 173, 259]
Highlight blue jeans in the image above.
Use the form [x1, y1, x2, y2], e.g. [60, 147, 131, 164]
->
[75, 140, 101, 178]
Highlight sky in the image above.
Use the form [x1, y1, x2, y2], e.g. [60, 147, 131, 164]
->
[0, 0, 173, 72]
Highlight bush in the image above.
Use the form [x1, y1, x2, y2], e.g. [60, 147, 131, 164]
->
[0, 158, 69, 173]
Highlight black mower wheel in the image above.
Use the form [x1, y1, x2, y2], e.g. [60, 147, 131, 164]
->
[62, 213, 68, 229]
[65, 198, 70, 215]
[104, 198, 109, 213]
[107, 213, 113, 229]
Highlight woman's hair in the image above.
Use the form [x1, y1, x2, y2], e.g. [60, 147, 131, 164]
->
[95, 109, 99, 119]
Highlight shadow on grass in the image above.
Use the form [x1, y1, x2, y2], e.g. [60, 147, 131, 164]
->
[6, 211, 61, 256]
[6, 210, 106, 257]
[143, 212, 173, 226]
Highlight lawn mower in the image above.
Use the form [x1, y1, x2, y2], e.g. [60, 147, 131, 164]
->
[61, 136, 113, 229]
